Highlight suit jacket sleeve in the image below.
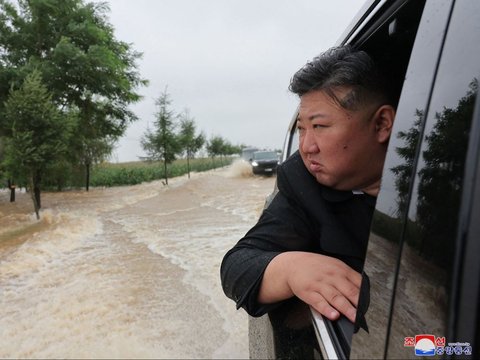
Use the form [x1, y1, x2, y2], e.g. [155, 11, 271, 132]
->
[220, 157, 318, 317]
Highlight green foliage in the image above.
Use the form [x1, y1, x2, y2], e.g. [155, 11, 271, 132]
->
[370, 209, 404, 241]
[389, 79, 477, 268]
[224, 142, 242, 156]
[0, 0, 147, 191]
[206, 135, 225, 158]
[207, 135, 241, 158]
[89, 157, 235, 187]
[1, 70, 73, 216]
[178, 109, 205, 159]
[2, 71, 73, 171]
[42, 160, 85, 190]
[178, 109, 206, 178]
[141, 89, 182, 184]
[141, 90, 180, 163]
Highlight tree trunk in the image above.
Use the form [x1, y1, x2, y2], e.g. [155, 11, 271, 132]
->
[7, 179, 15, 202]
[164, 160, 168, 185]
[187, 156, 191, 179]
[85, 162, 90, 191]
[33, 170, 42, 209]
[29, 175, 40, 220]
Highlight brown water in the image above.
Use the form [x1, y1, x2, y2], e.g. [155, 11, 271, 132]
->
[0, 161, 275, 359]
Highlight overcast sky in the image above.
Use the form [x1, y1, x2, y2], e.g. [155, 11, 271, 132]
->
[100, 0, 366, 162]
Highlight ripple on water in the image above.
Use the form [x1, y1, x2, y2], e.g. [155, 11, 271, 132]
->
[0, 168, 275, 358]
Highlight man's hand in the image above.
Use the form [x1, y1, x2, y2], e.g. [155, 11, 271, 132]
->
[258, 251, 362, 323]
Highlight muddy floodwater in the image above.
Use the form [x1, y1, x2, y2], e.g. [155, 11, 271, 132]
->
[0, 161, 275, 359]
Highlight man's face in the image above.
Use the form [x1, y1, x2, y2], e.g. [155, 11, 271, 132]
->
[297, 88, 386, 192]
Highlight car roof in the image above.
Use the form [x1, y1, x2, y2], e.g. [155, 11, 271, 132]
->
[336, 0, 381, 44]
[336, 0, 412, 46]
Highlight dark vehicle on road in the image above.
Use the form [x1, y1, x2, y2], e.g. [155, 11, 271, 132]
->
[250, 151, 279, 176]
[249, 0, 480, 358]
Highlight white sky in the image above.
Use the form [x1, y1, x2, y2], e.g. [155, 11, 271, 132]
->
[100, 0, 366, 162]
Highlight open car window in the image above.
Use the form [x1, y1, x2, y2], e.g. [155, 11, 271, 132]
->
[312, 0, 428, 357]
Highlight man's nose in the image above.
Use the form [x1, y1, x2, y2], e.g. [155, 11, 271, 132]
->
[301, 129, 319, 153]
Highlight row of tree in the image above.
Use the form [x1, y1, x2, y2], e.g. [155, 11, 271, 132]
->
[0, 0, 245, 219]
[141, 89, 242, 185]
[0, 0, 147, 219]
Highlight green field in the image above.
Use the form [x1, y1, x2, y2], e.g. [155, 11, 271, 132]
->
[90, 157, 235, 187]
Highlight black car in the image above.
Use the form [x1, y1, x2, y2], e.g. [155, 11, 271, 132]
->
[249, 0, 480, 358]
[250, 150, 279, 176]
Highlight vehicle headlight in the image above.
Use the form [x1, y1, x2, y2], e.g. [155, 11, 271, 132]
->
[252, 161, 259, 166]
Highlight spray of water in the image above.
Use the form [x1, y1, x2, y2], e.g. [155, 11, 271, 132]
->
[225, 159, 253, 178]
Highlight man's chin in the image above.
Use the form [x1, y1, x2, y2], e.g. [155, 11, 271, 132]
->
[312, 172, 331, 186]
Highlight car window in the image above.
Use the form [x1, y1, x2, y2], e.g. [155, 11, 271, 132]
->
[253, 151, 278, 160]
[386, 0, 480, 358]
[350, 1, 453, 358]
[289, 128, 299, 158]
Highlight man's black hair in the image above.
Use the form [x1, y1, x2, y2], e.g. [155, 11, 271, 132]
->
[289, 45, 393, 110]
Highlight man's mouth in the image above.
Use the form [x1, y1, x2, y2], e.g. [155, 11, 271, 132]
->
[308, 159, 322, 172]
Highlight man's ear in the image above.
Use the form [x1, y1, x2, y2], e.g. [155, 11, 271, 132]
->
[373, 105, 396, 144]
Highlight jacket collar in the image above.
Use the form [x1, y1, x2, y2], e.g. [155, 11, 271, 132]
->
[320, 186, 354, 203]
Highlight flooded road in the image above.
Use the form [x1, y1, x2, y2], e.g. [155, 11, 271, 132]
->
[0, 162, 275, 359]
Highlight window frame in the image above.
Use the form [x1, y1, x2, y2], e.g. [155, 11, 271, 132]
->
[309, 0, 434, 357]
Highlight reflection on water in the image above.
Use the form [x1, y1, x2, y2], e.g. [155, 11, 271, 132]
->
[0, 163, 274, 359]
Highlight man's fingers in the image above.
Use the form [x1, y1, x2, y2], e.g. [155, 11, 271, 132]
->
[305, 285, 357, 323]
[328, 291, 357, 322]
[347, 270, 363, 289]
[286, 253, 364, 323]
[336, 277, 361, 307]
[309, 292, 340, 321]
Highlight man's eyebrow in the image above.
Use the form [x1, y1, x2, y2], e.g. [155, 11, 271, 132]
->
[297, 113, 328, 122]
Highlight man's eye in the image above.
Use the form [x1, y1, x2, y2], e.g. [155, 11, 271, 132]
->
[313, 124, 327, 129]
[296, 125, 305, 135]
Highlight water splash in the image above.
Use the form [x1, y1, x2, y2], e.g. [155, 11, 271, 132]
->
[225, 159, 253, 178]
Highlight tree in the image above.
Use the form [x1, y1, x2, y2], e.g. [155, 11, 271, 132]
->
[391, 79, 477, 267]
[391, 110, 423, 218]
[2, 71, 73, 219]
[76, 135, 115, 191]
[223, 142, 242, 157]
[206, 135, 226, 166]
[414, 80, 476, 265]
[207, 136, 241, 166]
[0, 0, 147, 190]
[141, 89, 180, 185]
[0, 138, 16, 202]
[178, 109, 205, 178]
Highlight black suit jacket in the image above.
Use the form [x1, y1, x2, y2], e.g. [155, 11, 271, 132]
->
[220, 152, 375, 316]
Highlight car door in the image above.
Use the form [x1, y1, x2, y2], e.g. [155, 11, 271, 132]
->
[351, 0, 480, 358]
[310, 0, 432, 357]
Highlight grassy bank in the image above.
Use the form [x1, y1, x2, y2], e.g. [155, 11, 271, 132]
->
[90, 156, 235, 187]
